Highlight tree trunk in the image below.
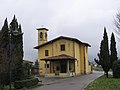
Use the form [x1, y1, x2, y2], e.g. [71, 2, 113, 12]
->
[106, 72, 108, 78]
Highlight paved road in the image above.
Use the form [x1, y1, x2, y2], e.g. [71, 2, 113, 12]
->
[30, 71, 103, 90]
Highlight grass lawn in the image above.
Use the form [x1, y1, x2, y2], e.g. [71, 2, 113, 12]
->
[86, 75, 120, 90]
[93, 66, 103, 71]
[2, 85, 16, 90]
[93, 66, 112, 71]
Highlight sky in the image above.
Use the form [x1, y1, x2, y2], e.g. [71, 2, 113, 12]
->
[0, 0, 120, 62]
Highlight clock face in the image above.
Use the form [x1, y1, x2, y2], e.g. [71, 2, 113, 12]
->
[40, 32, 43, 38]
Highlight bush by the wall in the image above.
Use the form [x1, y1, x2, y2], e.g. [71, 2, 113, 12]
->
[112, 60, 120, 78]
[14, 77, 39, 89]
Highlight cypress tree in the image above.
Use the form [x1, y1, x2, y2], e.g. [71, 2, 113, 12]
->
[0, 18, 9, 89]
[95, 27, 110, 78]
[110, 33, 118, 69]
[0, 16, 24, 84]
[9, 15, 24, 81]
[0, 18, 9, 47]
[102, 27, 110, 78]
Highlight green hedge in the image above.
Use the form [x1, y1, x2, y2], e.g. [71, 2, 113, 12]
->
[14, 78, 39, 89]
[113, 60, 120, 78]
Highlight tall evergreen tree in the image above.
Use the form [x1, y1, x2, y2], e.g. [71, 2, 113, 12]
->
[95, 27, 110, 78]
[9, 15, 24, 81]
[0, 18, 9, 47]
[0, 18, 9, 89]
[0, 16, 24, 86]
[110, 33, 118, 69]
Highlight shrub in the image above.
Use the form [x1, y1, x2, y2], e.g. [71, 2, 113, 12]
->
[112, 60, 120, 78]
[14, 77, 39, 89]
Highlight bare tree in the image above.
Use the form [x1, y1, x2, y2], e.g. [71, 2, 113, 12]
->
[114, 12, 120, 40]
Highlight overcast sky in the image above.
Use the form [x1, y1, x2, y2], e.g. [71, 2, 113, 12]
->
[0, 0, 120, 61]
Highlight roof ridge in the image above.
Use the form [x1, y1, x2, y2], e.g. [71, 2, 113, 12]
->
[34, 35, 91, 49]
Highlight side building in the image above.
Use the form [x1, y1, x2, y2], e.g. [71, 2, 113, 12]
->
[34, 28, 92, 77]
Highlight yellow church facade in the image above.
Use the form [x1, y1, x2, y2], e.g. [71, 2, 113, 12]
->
[34, 28, 92, 77]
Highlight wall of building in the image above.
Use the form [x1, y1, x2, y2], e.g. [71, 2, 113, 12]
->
[79, 45, 84, 74]
[38, 43, 52, 75]
[74, 43, 90, 75]
[74, 42, 81, 75]
[38, 38, 91, 76]
[84, 46, 90, 74]
[38, 39, 75, 75]
[52, 39, 74, 56]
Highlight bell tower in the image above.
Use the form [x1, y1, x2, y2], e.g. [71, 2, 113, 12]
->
[37, 28, 48, 45]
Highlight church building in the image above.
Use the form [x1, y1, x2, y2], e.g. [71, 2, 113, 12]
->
[34, 28, 92, 77]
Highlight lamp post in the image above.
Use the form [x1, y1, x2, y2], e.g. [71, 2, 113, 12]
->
[8, 26, 20, 90]
[9, 28, 12, 90]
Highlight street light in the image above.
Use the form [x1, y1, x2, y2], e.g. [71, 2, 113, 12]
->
[8, 26, 21, 90]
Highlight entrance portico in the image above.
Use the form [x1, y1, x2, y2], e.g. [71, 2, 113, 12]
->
[41, 54, 76, 77]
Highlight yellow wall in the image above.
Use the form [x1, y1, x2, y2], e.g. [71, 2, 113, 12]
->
[74, 42, 80, 75]
[38, 39, 75, 75]
[84, 46, 90, 74]
[74, 43, 90, 75]
[38, 38, 91, 76]
[38, 43, 52, 75]
[79, 45, 84, 74]
[52, 39, 74, 56]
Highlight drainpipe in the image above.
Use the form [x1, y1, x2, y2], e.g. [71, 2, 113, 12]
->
[73, 41, 75, 57]
[84, 47, 86, 74]
[73, 41, 76, 76]
[52, 42, 53, 56]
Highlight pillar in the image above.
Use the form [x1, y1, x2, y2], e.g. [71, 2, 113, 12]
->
[45, 61, 48, 77]
[67, 60, 70, 76]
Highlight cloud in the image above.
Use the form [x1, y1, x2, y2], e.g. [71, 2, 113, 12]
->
[0, 0, 120, 61]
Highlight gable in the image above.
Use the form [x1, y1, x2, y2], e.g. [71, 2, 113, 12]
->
[34, 36, 91, 49]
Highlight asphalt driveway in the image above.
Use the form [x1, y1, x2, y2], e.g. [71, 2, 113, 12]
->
[30, 71, 103, 90]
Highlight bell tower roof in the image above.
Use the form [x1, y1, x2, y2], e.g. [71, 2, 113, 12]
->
[37, 28, 48, 31]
